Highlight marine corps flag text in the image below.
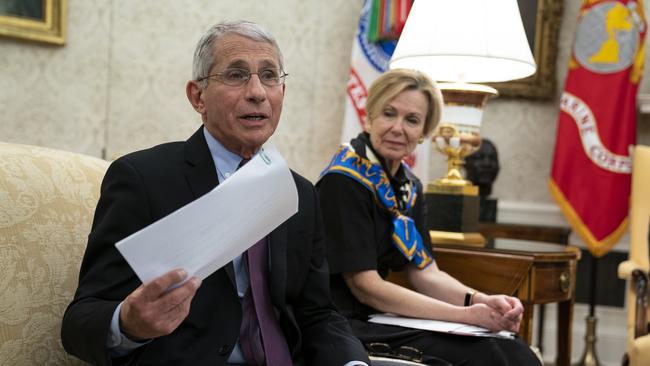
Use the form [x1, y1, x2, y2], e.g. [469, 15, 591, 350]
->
[550, 0, 646, 256]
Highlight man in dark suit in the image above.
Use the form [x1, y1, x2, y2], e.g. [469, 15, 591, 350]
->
[61, 20, 370, 366]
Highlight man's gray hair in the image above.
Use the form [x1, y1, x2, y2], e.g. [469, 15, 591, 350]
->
[192, 20, 284, 88]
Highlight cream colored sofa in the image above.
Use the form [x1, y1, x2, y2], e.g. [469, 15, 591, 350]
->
[0, 142, 109, 365]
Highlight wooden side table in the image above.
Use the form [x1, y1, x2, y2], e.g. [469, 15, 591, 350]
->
[433, 240, 581, 366]
[477, 222, 573, 356]
[478, 222, 572, 244]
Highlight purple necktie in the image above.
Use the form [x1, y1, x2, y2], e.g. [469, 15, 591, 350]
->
[239, 238, 292, 365]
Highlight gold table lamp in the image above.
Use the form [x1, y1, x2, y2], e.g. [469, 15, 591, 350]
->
[389, 0, 537, 246]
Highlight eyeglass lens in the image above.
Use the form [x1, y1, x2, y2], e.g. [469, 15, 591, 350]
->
[202, 68, 287, 87]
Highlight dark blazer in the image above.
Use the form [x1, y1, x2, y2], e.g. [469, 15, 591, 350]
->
[61, 127, 368, 366]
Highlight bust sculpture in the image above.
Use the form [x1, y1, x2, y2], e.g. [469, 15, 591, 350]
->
[465, 138, 500, 197]
[465, 138, 500, 222]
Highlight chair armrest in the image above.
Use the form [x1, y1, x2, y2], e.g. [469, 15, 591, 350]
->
[633, 269, 650, 338]
[620, 261, 650, 339]
[629, 334, 650, 366]
[619, 260, 649, 280]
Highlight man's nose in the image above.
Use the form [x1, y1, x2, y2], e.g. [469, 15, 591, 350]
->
[244, 74, 267, 102]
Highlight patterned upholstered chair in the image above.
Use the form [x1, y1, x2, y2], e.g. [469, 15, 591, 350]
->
[0, 142, 109, 365]
[619, 145, 650, 366]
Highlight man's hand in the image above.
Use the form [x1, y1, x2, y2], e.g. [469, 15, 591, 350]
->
[119, 269, 201, 340]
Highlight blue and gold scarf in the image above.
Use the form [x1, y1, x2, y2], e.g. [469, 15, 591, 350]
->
[320, 144, 433, 269]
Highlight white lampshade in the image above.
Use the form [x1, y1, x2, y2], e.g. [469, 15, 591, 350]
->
[390, 0, 536, 83]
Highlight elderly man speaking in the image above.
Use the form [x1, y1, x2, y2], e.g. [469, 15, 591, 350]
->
[61, 20, 369, 366]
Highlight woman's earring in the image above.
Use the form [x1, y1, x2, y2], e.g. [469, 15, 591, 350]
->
[418, 136, 425, 144]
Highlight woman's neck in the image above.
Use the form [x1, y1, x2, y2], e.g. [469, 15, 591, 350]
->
[358, 133, 401, 177]
[385, 159, 400, 177]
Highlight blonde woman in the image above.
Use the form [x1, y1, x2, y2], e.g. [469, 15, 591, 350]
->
[317, 69, 541, 365]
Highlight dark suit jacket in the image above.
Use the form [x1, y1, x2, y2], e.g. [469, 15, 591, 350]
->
[61, 127, 368, 366]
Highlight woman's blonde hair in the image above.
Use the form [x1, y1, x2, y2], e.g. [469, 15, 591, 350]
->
[365, 68, 443, 137]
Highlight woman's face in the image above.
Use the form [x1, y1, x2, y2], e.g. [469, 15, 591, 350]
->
[366, 89, 428, 164]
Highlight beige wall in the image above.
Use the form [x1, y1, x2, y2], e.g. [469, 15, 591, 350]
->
[0, 0, 363, 176]
[1, 0, 649, 207]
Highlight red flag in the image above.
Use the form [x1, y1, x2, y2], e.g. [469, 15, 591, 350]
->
[550, 0, 646, 256]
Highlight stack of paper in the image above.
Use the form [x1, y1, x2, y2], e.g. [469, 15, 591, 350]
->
[368, 313, 515, 339]
[115, 143, 298, 284]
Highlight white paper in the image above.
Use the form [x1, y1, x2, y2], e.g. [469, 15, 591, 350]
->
[368, 313, 515, 339]
[115, 143, 298, 284]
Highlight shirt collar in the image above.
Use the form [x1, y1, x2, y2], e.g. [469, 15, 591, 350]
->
[355, 132, 408, 185]
[202, 127, 244, 183]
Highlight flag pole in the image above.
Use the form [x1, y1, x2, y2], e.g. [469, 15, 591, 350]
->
[574, 255, 601, 366]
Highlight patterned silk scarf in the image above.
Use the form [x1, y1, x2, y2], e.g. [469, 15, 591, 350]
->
[320, 144, 433, 269]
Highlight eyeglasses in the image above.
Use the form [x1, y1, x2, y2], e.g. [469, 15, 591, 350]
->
[197, 68, 288, 87]
[366, 342, 423, 362]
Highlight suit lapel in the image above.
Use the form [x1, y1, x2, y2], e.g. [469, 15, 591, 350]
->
[269, 221, 288, 307]
[184, 127, 237, 288]
[184, 127, 218, 198]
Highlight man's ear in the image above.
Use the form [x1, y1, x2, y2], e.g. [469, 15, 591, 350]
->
[186, 81, 205, 114]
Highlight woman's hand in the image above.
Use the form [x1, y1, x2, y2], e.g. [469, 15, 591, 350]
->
[471, 293, 523, 332]
[465, 303, 521, 332]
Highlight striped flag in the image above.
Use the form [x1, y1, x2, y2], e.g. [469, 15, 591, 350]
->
[368, 0, 412, 42]
[343, 0, 429, 180]
[549, 0, 646, 256]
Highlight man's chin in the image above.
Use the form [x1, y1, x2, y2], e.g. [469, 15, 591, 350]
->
[241, 135, 272, 152]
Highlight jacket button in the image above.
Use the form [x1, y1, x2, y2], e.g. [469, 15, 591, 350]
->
[218, 344, 231, 355]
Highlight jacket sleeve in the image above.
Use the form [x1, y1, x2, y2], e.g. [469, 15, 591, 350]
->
[61, 158, 152, 366]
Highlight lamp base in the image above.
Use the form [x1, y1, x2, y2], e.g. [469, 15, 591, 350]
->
[425, 184, 484, 247]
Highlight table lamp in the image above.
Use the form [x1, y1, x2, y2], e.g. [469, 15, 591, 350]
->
[389, 0, 536, 245]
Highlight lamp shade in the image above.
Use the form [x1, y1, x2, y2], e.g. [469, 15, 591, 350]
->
[390, 0, 536, 83]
